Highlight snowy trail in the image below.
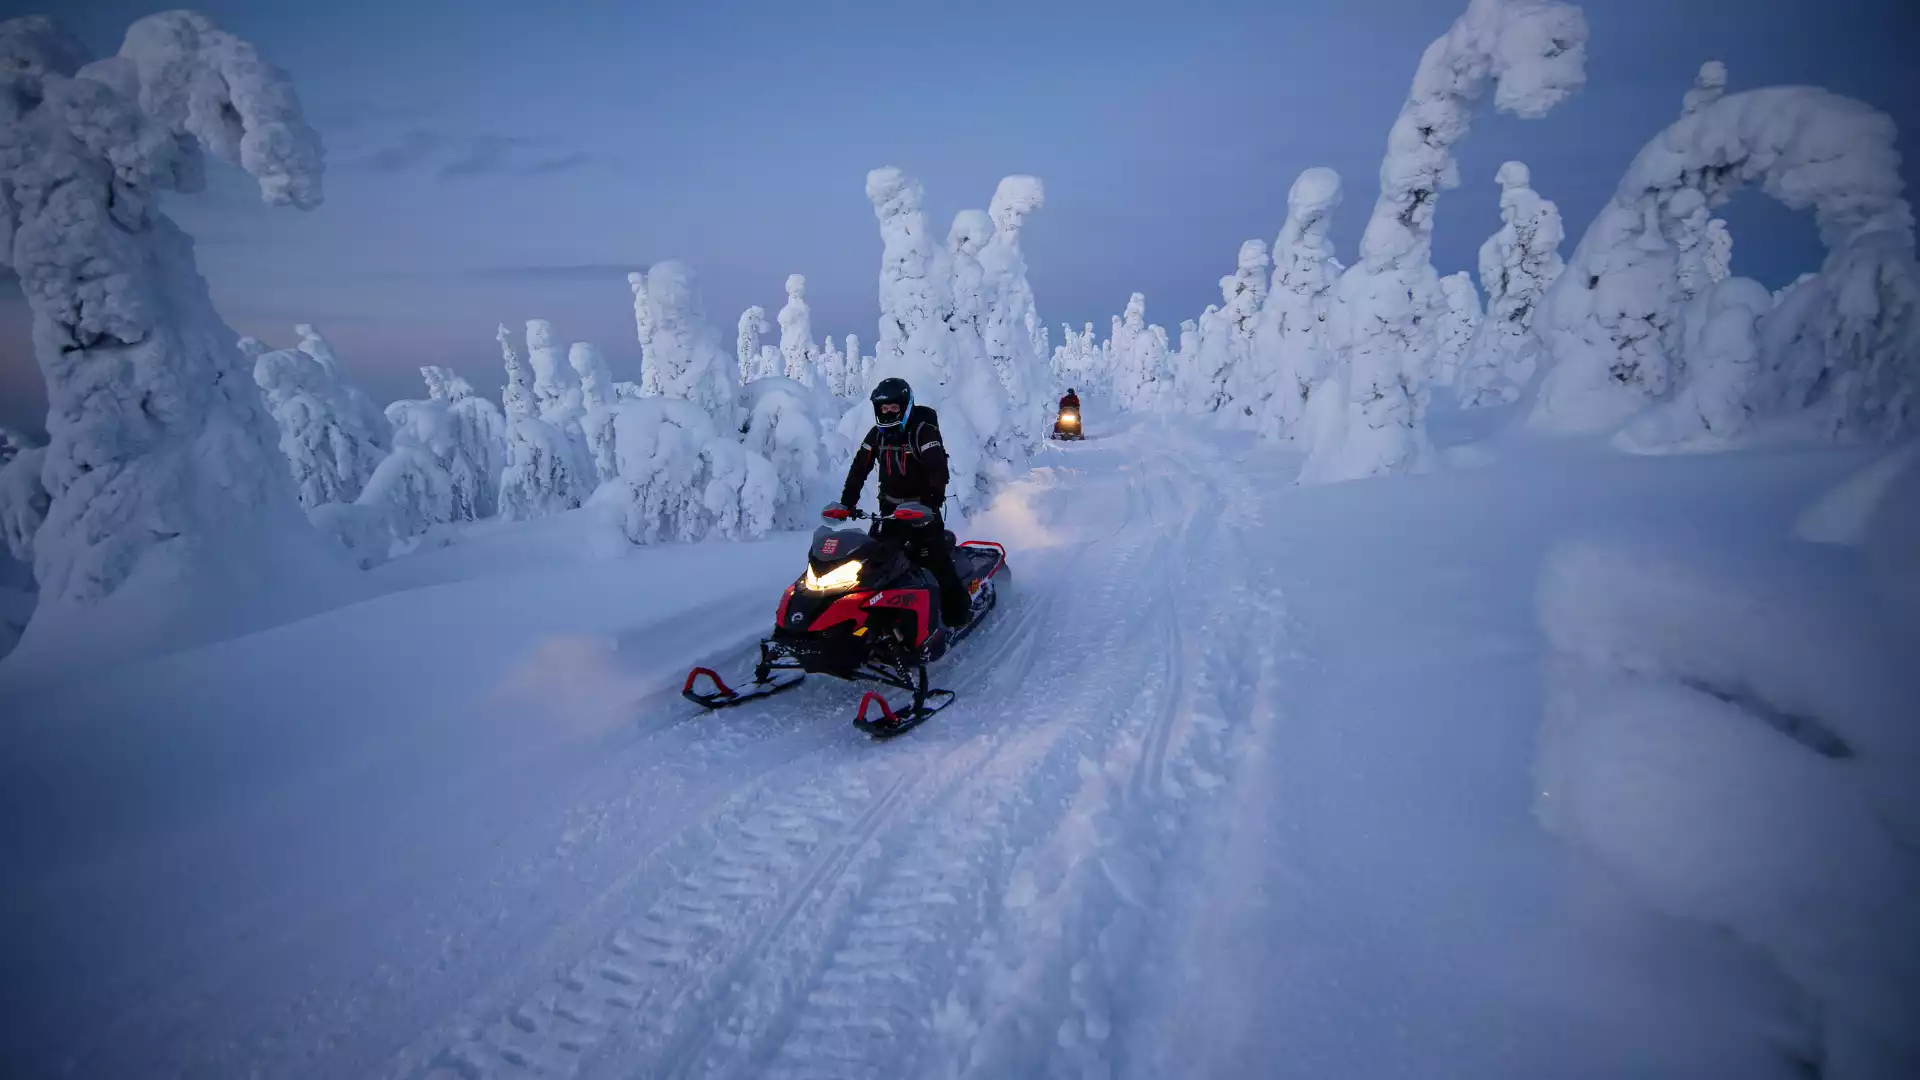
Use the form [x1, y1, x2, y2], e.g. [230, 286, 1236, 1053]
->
[374, 420, 1266, 1080]
[1, 420, 1864, 1080]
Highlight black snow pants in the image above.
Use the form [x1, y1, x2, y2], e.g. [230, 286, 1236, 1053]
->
[877, 516, 971, 630]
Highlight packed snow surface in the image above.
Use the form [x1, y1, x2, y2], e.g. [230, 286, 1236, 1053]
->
[0, 419, 1908, 1079]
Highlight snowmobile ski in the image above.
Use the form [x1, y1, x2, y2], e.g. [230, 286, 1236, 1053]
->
[682, 665, 804, 710]
[852, 688, 955, 738]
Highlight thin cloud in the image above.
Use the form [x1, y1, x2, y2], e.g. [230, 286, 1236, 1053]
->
[352, 129, 594, 179]
[457, 263, 639, 282]
[360, 128, 443, 172]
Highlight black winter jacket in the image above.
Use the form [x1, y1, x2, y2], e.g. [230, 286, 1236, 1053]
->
[840, 404, 949, 513]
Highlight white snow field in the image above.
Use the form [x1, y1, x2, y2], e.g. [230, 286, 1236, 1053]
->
[2, 416, 1907, 1080]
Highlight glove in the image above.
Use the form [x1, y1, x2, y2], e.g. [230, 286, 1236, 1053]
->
[821, 503, 851, 521]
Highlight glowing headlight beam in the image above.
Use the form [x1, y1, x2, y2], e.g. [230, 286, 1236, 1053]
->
[805, 559, 864, 591]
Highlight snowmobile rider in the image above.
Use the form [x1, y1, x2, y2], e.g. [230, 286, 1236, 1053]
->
[1059, 388, 1080, 412]
[824, 378, 973, 631]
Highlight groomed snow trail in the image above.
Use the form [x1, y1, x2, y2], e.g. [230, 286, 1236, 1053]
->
[1, 419, 1846, 1079]
[380, 418, 1275, 1080]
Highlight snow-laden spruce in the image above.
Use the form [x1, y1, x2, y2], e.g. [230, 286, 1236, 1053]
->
[1300, 0, 1589, 485]
[1250, 167, 1345, 444]
[1108, 294, 1173, 412]
[1456, 161, 1563, 407]
[1531, 85, 1918, 443]
[856, 167, 993, 513]
[1052, 322, 1104, 397]
[496, 324, 590, 521]
[253, 328, 393, 508]
[0, 12, 353, 671]
[632, 262, 745, 430]
[736, 306, 773, 384]
[980, 176, 1050, 448]
[1613, 277, 1777, 452]
[777, 274, 818, 388]
[589, 261, 779, 543]
[816, 336, 849, 399]
[0, 435, 48, 564]
[1198, 240, 1270, 422]
[1432, 273, 1484, 391]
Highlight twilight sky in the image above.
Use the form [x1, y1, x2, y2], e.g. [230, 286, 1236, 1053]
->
[2, 0, 1916, 433]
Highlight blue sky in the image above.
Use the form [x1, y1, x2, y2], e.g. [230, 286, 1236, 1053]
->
[2, 0, 1916, 431]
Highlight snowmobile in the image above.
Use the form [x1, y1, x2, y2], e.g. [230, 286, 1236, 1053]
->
[682, 503, 1009, 737]
[1051, 405, 1084, 440]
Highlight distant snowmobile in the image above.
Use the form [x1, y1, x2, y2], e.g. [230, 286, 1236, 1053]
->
[683, 503, 1008, 737]
[1051, 388, 1084, 440]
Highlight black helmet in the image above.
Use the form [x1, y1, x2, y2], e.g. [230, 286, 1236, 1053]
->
[871, 377, 912, 428]
[1066, 388, 1075, 395]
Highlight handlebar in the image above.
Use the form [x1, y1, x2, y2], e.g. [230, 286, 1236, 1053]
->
[823, 504, 933, 524]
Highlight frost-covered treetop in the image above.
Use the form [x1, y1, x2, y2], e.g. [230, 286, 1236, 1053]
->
[785, 273, 806, 301]
[1286, 166, 1343, 227]
[1357, 0, 1588, 269]
[988, 175, 1044, 236]
[0, 11, 324, 216]
[949, 209, 992, 255]
[1496, 160, 1530, 190]
[1682, 60, 1728, 116]
[866, 166, 923, 218]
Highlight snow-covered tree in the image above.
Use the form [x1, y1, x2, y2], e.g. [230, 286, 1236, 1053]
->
[495, 324, 589, 520]
[845, 333, 867, 395]
[944, 207, 1012, 462]
[777, 274, 819, 388]
[1614, 276, 1776, 451]
[0, 12, 350, 657]
[1172, 318, 1203, 405]
[1252, 167, 1345, 443]
[818, 336, 848, 399]
[1052, 321, 1103, 394]
[253, 330, 393, 508]
[594, 263, 779, 542]
[525, 318, 585, 429]
[1432, 272, 1484, 390]
[739, 377, 841, 529]
[858, 166, 989, 513]
[296, 325, 389, 451]
[420, 365, 506, 518]
[1681, 59, 1727, 117]
[631, 262, 740, 426]
[1301, 0, 1589, 484]
[1457, 161, 1563, 407]
[0, 431, 48, 563]
[1532, 86, 1918, 442]
[1193, 241, 1269, 417]
[737, 306, 772, 385]
[980, 176, 1049, 447]
[570, 341, 622, 484]
[1704, 218, 1732, 285]
[867, 167, 954, 392]
[1108, 293, 1172, 411]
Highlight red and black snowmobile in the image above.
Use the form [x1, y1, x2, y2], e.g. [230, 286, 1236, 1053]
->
[682, 503, 1009, 737]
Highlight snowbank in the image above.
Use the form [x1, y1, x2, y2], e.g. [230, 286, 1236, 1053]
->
[1535, 537, 1920, 1079]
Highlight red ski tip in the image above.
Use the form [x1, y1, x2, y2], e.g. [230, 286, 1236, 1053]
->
[855, 691, 896, 725]
[684, 667, 736, 698]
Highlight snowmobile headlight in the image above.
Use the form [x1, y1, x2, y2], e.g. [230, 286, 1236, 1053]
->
[805, 559, 863, 591]
[1060, 411, 1078, 425]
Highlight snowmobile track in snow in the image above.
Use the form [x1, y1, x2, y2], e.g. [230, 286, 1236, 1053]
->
[394, 423, 1269, 1080]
